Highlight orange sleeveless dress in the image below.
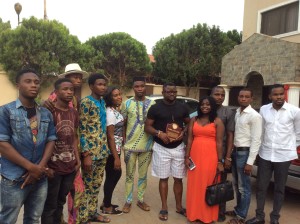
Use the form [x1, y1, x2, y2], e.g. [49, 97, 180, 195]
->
[186, 122, 218, 223]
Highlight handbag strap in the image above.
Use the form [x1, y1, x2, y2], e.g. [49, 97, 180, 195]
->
[212, 171, 222, 184]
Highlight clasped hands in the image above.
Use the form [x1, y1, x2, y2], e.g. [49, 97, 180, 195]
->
[21, 164, 54, 189]
[158, 131, 184, 144]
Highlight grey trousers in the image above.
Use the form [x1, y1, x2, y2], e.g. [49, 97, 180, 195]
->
[255, 156, 291, 222]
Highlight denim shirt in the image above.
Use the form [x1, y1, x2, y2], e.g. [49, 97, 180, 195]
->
[0, 99, 57, 180]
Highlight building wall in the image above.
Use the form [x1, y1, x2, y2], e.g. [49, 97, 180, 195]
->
[243, 0, 300, 42]
[0, 72, 18, 106]
[222, 33, 300, 86]
[0, 70, 200, 106]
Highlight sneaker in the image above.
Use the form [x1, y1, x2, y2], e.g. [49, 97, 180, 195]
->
[102, 207, 123, 215]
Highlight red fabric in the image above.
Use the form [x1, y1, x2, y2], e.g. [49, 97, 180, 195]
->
[186, 122, 219, 223]
[284, 84, 289, 102]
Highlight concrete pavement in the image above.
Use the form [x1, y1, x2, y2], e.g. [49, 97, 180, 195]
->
[16, 156, 300, 223]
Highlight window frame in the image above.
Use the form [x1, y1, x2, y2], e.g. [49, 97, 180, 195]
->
[257, 0, 300, 38]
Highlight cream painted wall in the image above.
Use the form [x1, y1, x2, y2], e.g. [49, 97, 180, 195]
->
[0, 72, 18, 106]
[0, 71, 200, 106]
[243, 0, 300, 42]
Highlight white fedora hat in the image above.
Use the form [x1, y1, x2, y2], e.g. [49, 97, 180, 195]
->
[58, 63, 89, 79]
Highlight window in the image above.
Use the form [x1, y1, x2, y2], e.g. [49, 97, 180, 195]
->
[260, 1, 299, 36]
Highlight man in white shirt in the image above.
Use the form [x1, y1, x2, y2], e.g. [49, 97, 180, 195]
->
[227, 88, 262, 224]
[246, 84, 300, 224]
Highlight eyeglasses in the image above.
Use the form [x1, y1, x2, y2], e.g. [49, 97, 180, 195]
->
[164, 91, 177, 94]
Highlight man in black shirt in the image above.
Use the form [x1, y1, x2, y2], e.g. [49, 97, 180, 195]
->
[145, 83, 190, 221]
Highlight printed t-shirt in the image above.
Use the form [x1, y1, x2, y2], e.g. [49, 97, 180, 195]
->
[48, 107, 79, 175]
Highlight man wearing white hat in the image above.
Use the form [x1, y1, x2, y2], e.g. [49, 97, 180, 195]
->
[45, 63, 89, 112]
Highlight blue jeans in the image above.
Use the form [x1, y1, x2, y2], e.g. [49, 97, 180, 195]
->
[0, 177, 48, 224]
[231, 150, 251, 219]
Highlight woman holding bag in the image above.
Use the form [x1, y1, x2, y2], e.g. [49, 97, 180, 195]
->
[185, 96, 224, 223]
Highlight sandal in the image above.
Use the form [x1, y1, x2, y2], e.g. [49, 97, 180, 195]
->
[89, 213, 111, 223]
[122, 202, 132, 213]
[137, 201, 150, 211]
[159, 210, 168, 221]
[225, 210, 237, 217]
[227, 218, 245, 224]
[176, 208, 187, 217]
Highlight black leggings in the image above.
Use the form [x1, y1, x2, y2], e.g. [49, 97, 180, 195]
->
[103, 154, 122, 207]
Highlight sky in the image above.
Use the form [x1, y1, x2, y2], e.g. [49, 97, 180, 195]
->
[0, 0, 245, 53]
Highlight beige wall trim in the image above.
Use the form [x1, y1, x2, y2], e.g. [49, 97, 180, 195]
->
[256, 0, 300, 36]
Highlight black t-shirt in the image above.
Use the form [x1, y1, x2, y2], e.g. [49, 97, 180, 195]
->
[147, 100, 189, 148]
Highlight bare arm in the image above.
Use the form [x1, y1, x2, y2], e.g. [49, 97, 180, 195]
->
[38, 141, 55, 168]
[74, 132, 81, 173]
[215, 118, 225, 172]
[184, 117, 195, 168]
[144, 118, 169, 144]
[224, 131, 234, 169]
[107, 125, 121, 170]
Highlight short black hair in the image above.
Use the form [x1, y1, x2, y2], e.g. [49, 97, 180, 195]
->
[54, 78, 72, 90]
[15, 68, 39, 83]
[88, 73, 107, 85]
[133, 76, 146, 83]
[211, 86, 224, 94]
[163, 83, 176, 91]
[239, 88, 253, 97]
[269, 84, 284, 94]
[197, 96, 217, 123]
[104, 86, 120, 107]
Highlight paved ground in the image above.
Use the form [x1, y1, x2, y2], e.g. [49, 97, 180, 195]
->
[16, 156, 300, 223]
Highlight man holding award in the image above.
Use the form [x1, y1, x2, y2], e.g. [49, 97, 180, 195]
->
[145, 83, 190, 221]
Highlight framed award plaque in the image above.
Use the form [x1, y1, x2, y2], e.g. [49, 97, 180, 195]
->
[166, 123, 182, 141]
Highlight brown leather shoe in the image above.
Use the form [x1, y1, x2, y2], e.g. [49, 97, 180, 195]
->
[137, 201, 150, 211]
[122, 202, 132, 213]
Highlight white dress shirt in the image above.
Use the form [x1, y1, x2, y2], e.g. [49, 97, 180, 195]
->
[234, 105, 262, 165]
[259, 102, 300, 162]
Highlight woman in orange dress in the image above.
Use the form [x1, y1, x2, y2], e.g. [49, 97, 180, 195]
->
[185, 96, 224, 223]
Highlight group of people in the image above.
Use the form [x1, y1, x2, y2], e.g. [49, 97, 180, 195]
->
[184, 85, 300, 224]
[0, 63, 299, 224]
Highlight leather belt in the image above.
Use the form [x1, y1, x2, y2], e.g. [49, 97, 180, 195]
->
[234, 147, 250, 151]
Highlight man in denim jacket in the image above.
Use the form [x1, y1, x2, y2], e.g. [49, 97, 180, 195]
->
[0, 68, 56, 224]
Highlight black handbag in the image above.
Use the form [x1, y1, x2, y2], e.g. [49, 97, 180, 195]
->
[205, 172, 234, 206]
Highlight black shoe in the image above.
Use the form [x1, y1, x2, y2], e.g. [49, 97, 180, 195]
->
[245, 217, 265, 224]
[270, 221, 279, 224]
[100, 203, 119, 210]
[218, 214, 226, 222]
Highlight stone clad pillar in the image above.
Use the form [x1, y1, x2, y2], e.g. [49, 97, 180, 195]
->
[284, 82, 300, 107]
[218, 84, 230, 106]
